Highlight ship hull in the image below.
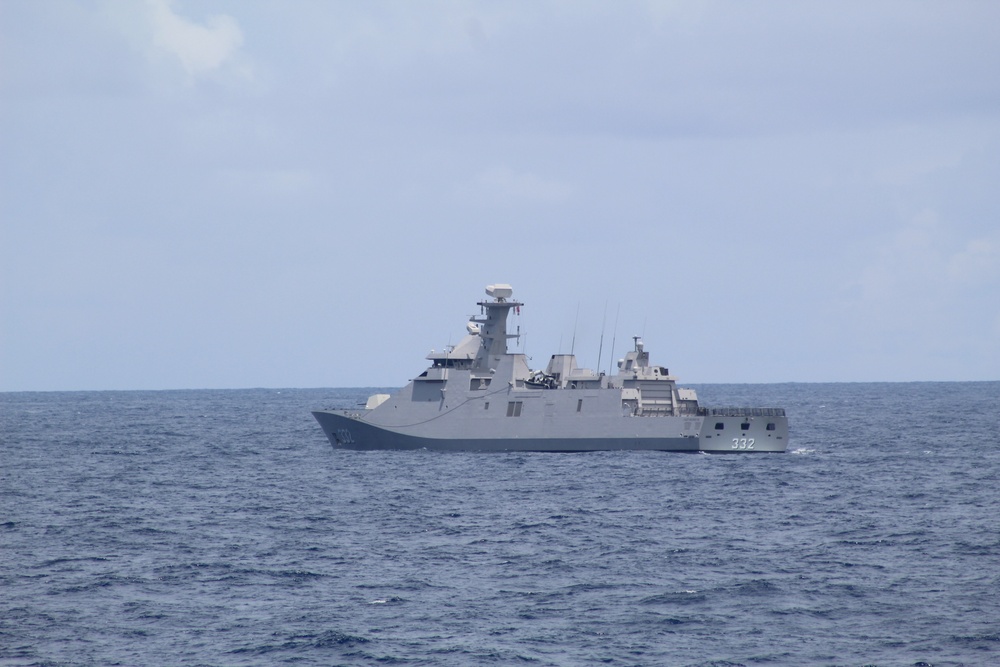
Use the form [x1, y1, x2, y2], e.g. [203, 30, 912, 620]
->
[312, 409, 787, 453]
[312, 286, 788, 453]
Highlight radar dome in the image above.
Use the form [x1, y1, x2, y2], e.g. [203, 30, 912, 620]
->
[486, 284, 513, 299]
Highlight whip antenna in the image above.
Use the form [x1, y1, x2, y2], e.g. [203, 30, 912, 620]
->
[596, 300, 608, 374]
[608, 304, 620, 376]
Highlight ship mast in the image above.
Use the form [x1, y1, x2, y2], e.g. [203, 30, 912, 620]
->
[471, 284, 521, 370]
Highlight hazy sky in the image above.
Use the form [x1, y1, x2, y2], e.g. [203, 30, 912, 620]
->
[2, 1, 999, 391]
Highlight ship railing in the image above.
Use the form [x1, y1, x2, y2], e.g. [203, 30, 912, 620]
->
[703, 407, 786, 417]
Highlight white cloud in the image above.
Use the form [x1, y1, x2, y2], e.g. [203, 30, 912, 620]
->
[147, 0, 243, 76]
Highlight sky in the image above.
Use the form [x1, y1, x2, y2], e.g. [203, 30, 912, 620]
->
[2, 0, 999, 391]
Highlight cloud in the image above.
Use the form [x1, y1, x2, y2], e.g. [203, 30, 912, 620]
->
[842, 208, 1000, 368]
[853, 209, 999, 302]
[147, 0, 243, 75]
[815, 207, 1000, 380]
[947, 237, 1000, 286]
[3, 1, 999, 388]
[854, 209, 940, 302]
[215, 168, 318, 198]
[874, 153, 964, 188]
[474, 166, 574, 203]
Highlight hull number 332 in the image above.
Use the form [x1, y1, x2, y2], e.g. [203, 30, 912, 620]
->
[732, 438, 755, 450]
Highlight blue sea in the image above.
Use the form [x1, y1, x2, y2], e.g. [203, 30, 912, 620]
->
[2, 382, 999, 667]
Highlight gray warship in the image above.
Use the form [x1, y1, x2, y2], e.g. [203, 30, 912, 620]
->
[313, 284, 788, 452]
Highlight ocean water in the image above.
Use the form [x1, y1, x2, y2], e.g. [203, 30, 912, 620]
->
[2, 382, 999, 667]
